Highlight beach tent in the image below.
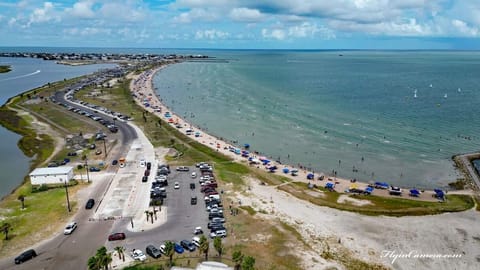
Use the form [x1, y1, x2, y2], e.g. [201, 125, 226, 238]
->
[434, 189, 445, 200]
[262, 159, 270, 165]
[307, 173, 314, 180]
[409, 189, 420, 197]
[374, 182, 389, 189]
[269, 166, 277, 172]
[234, 148, 241, 154]
[244, 143, 250, 149]
[282, 168, 289, 174]
[195, 132, 201, 137]
[349, 183, 358, 190]
[325, 182, 335, 190]
[364, 186, 374, 194]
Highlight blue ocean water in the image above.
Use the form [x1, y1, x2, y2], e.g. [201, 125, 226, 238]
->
[154, 51, 480, 188]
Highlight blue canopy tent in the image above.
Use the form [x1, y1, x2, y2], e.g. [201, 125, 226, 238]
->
[434, 189, 445, 200]
[262, 159, 270, 165]
[282, 168, 289, 174]
[269, 165, 278, 172]
[364, 186, 374, 194]
[374, 182, 389, 189]
[244, 143, 250, 149]
[325, 182, 335, 190]
[409, 189, 420, 197]
[307, 173, 314, 180]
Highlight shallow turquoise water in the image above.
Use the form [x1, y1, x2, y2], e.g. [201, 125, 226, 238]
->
[154, 51, 480, 189]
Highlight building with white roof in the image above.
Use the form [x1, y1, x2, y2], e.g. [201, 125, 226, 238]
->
[29, 166, 74, 185]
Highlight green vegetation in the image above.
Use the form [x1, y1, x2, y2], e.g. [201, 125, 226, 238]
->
[0, 65, 11, 73]
[448, 178, 467, 190]
[87, 246, 112, 270]
[239, 205, 256, 216]
[278, 182, 474, 216]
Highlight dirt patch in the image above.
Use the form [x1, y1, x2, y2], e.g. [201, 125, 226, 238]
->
[337, 195, 373, 206]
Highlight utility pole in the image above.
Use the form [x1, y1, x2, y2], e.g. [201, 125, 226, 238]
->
[84, 157, 90, 183]
[103, 138, 107, 159]
[62, 178, 71, 212]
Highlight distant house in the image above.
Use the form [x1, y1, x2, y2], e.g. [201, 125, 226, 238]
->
[29, 167, 74, 185]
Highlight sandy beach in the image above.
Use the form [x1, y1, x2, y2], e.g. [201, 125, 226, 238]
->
[129, 65, 464, 202]
[127, 65, 480, 270]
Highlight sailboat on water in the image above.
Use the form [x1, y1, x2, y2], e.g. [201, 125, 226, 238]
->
[413, 89, 417, 98]
[444, 93, 448, 98]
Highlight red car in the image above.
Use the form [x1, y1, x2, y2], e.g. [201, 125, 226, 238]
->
[108, 232, 126, 241]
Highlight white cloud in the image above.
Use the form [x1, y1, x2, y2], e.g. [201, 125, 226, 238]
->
[330, 18, 432, 36]
[99, 2, 146, 22]
[262, 28, 286, 40]
[66, 0, 95, 19]
[229, 8, 264, 22]
[28, 2, 60, 26]
[195, 29, 229, 40]
[451, 19, 479, 37]
[173, 8, 219, 24]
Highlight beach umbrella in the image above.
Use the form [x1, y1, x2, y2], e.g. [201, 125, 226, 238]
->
[282, 168, 289, 173]
[307, 173, 314, 180]
[409, 189, 420, 197]
[244, 143, 250, 149]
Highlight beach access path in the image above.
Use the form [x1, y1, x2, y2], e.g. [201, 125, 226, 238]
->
[129, 66, 455, 202]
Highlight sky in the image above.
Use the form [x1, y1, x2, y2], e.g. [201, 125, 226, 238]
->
[0, 0, 479, 49]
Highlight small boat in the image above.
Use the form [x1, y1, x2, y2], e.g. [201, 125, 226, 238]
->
[444, 93, 448, 98]
[457, 88, 461, 93]
[414, 89, 417, 98]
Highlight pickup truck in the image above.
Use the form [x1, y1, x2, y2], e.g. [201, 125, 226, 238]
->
[131, 249, 147, 261]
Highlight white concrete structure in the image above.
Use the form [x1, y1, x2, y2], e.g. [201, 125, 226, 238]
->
[29, 166, 74, 185]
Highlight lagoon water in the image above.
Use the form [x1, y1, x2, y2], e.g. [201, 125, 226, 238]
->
[0, 57, 114, 198]
[154, 51, 480, 188]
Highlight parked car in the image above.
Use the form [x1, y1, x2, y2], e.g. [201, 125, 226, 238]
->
[112, 159, 118, 165]
[89, 167, 101, 172]
[192, 236, 201, 247]
[146, 162, 152, 170]
[180, 240, 196, 252]
[176, 166, 189, 171]
[191, 196, 197, 205]
[194, 226, 203, 235]
[14, 249, 37, 264]
[95, 149, 102, 155]
[142, 176, 148, 182]
[67, 152, 77, 156]
[159, 244, 166, 254]
[131, 249, 147, 261]
[190, 183, 195, 190]
[174, 182, 180, 189]
[64, 222, 77, 235]
[85, 198, 95, 209]
[146, 245, 161, 258]
[108, 232, 126, 241]
[140, 159, 146, 167]
[174, 243, 184, 254]
[210, 229, 227, 238]
[144, 169, 150, 176]
[191, 172, 197, 178]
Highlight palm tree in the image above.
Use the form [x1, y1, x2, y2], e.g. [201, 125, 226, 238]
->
[164, 241, 175, 267]
[232, 250, 244, 270]
[145, 210, 150, 222]
[18, 195, 25, 209]
[113, 246, 124, 260]
[0, 222, 11, 240]
[102, 252, 112, 270]
[241, 256, 256, 270]
[213, 237, 224, 260]
[198, 235, 209, 261]
[87, 256, 101, 270]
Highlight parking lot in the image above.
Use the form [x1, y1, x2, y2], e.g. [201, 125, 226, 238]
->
[105, 164, 224, 256]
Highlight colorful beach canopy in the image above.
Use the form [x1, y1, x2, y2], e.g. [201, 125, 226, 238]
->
[409, 189, 420, 197]
[325, 182, 335, 189]
[365, 187, 374, 194]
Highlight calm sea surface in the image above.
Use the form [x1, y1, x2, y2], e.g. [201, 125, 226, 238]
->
[0, 56, 114, 198]
[154, 51, 480, 188]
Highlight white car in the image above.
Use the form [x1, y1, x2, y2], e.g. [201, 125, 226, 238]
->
[191, 172, 197, 178]
[64, 222, 77, 235]
[131, 249, 147, 261]
[139, 159, 146, 167]
[174, 182, 180, 189]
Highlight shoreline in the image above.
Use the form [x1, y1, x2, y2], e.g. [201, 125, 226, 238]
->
[131, 65, 464, 202]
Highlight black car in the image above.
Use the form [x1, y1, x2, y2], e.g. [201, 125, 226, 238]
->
[142, 176, 148, 182]
[146, 162, 152, 170]
[85, 199, 95, 209]
[207, 222, 223, 229]
[208, 212, 224, 219]
[180, 240, 196, 252]
[112, 159, 118, 165]
[146, 245, 162, 258]
[190, 183, 195, 190]
[191, 196, 197, 205]
[14, 249, 37, 264]
[209, 224, 226, 232]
